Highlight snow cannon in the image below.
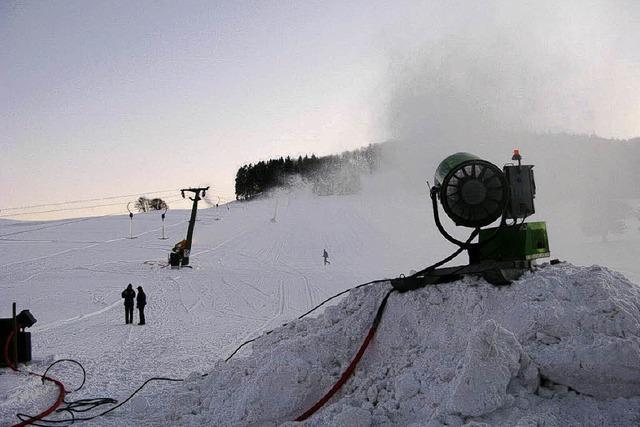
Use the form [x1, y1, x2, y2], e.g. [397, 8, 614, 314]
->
[392, 150, 550, 291]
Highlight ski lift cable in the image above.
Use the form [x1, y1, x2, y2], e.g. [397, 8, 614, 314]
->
[0, 201, 149, 218]
[0, 189, 180, 212]
[0, 201, 183, 238]
[0, 194, 186, 218]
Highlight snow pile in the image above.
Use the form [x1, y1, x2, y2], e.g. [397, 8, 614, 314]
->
[159, 263, 640, 426]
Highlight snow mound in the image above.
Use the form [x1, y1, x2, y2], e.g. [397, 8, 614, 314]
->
[162, 263, 640, 426]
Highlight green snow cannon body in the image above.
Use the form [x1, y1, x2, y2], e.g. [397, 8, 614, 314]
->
[391, 150, 551, 291]
[434, 151, 550, 266]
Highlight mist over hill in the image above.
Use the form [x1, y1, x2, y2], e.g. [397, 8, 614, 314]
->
[234, 131, 640, 287]
[237, 133, 639, 240]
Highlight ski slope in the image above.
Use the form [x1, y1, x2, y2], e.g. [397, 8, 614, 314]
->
[0, 188, 445, 425]
[0, 185, 639, 426]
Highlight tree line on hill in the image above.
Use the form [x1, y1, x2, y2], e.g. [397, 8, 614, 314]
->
[235, 144, 382, 200]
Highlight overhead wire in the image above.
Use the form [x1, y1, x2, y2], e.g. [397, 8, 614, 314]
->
[0, 189, 179, 212]
[1, 200, 156, 218]
[3, 194, 204, 219]
[0, 195, 187, 238]
[0, 194, 187, 219]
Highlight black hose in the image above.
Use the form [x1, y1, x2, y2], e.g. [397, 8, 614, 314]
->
[430, 186, 477, 248]
[410, 228, 479, 278]
[430, 186, 516, 252]
[16, 366, 183, 427]
[224, 278, 390, 362]
[42, 359, 86, 393]
[297, 278, 390, 320]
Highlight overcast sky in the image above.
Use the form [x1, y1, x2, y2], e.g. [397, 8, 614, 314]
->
[1, 1, 639, 219]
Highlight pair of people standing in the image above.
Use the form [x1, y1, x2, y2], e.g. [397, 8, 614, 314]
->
[121, 284, 146, 325]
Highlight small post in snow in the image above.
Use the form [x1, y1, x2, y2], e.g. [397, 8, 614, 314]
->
[12, 302, 18, 368]
[127, 202, 134, 239]
[271, 199, 279, 223]
[160, 206, 168, 240]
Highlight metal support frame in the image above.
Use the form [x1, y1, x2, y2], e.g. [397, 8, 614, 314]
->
[179, 186, 209, 266]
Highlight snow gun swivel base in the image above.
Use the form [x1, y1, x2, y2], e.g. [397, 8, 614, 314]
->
[391, 150, 550, 292]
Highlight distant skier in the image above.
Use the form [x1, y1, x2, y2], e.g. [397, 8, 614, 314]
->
[136, 286, 147, 325]
[323, 249, 330, 266]
[121, 284, 135, 324]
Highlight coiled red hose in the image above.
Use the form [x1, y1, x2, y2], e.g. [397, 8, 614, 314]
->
[4, 327, 67, 427]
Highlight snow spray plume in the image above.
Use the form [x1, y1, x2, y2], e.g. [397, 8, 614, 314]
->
[383, 1, 640, 144]
[377, 1, 638, 170]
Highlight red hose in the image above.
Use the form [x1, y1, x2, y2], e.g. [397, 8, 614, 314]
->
[4, 327, 67, 427]
[295, 289, 394, 421]
[3, 328, 19, 371]
[12, 376, 66, 427]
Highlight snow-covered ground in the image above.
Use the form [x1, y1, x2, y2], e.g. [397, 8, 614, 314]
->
[1, 183, 639, 426]
[163, 263, 640, 427]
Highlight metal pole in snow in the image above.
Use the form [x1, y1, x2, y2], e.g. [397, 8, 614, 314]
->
[160, 207, 168, 240]
[271, 199, 278, 223]
[12, 302, 18, 367]
[179, 186, 209, 266]
[127, 202, 134, 239]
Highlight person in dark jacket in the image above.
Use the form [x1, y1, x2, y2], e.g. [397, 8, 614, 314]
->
[136, 286, 147, 325]
[322, 249, 330, 266]
[121, 284, 135, 324]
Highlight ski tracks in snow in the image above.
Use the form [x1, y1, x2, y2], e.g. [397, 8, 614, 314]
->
[31, 299, 122, 333]
[0, 198, 378, 424]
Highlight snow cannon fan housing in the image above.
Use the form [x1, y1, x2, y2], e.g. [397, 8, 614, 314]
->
[434, 152, 537, 227]
[435, 153, 508, 227]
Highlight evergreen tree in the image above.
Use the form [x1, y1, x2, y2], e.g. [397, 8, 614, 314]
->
[233, 143, 382, 199]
